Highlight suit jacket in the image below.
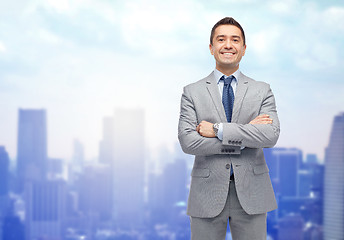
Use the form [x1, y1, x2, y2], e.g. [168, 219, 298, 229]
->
[178, 71, 280, 218]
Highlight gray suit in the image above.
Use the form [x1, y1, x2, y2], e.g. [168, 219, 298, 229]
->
[178, 71, 280, 238]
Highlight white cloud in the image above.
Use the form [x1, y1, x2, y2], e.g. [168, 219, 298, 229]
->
[1, 0, 344, 160]
[37, 28, 65, 45]
[0, 41, 6, 52]
[269, 0, 299, 15]
[119, 0, 211, 57]
[294, 42, 338, 71]
[37, 0, 92, 14]
[323, 6, 344, 31]
[249, 26, 281, 65]
[46, 0, 71, 13]
[246, 1, 343, 71]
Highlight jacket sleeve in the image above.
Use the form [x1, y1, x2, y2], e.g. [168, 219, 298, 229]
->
[178, 86, 241, 156]
[222, 85, 280, 148]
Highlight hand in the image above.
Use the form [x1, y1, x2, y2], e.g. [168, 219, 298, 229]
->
[249, 114, 273, 124]
[196, 120, 216, 138]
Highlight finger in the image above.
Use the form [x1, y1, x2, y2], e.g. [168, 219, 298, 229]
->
[254, 115, 266, 120]
[260, 120, 273, 124]
[260, 119, 272, 122]
[259, 114, 270, 118]
[257, 116, 271, 121]
[254, 118, 272, 123]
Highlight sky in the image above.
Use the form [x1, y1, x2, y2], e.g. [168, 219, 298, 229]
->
[0, 0, 343, 162]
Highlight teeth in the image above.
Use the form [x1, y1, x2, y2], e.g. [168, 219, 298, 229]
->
[223, 53, 234, 55]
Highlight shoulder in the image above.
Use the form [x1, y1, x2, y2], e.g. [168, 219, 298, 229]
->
[240, 72, 270, 89]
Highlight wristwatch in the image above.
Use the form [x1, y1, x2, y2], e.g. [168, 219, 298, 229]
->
[213, 123, 220, 137]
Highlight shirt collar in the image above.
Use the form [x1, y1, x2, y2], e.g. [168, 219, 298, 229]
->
[214, 68, 241, 84]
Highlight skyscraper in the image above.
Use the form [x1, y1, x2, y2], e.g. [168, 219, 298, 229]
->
[0, 146, 9, 197]
[264, 147, 302, 198]
[25, 180, 66, 240]
[96, 116, 116, 225]
[0, 146, 11, 240]
[162, 159, 188, 209]
[278, 214, 304, 240]
[264, 147, 303, 222]
[99, 117, 115, 166]
[16, 109, 47, 192]
[68, 139, 85, 186]
[148, 157, 188, 225]
[72, 139, 85, 167]
[324, 112, 344, 240]
[148, 170, 165, 223]
[112, 108, 145, 229]
[77, 164, 113, 221]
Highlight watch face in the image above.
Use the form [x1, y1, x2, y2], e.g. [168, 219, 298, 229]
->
[213, 123, 219, 135]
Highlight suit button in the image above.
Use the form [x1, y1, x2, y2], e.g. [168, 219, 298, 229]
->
[226, 164, 230, 169]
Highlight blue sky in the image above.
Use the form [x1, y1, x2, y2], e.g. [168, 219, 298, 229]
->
[0, 0, 343, 161]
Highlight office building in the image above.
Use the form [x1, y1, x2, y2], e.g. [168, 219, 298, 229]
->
[72, 139, 85, 167]
[278, 214, 304, 240]
[112, 108, 145, 229]
[265, 148, 302, 198]
[99, 117, 115, 166]
[323, 112, 344, 240]
[16, 109, 47, 192]
[77, 164, 113, 221]
[25, 180, 66, 240]
[0, 146, 9, 197]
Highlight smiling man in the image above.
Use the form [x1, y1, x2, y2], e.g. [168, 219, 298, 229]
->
[178, 17, 280, 240]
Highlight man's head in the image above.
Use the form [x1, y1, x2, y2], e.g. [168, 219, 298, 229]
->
[210, 17, 246, 46]
[209, 17, 246, 75]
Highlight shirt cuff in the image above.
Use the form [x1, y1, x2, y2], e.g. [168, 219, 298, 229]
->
[217, 123, 224, 140]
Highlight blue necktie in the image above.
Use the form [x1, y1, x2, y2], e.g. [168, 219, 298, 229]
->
[221, 75, 235, 177]
[221, 75, 235, 123]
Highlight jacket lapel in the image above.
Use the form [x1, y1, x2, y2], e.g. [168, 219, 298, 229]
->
[205, 71, 249, 123]
[232, 72, 248, 123]
[205, 72, 227, 122]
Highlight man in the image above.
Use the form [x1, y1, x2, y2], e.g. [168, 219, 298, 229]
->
[178, 17, 280, 240]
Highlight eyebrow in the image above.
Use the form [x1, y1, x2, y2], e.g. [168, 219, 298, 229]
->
[216, 35, 241, 39]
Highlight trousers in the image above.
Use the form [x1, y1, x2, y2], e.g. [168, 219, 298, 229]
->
[190, 179, 267, 240]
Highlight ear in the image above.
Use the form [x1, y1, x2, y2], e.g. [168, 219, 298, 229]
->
[209, 44, 214, 55]
[242, 44, 247, 56]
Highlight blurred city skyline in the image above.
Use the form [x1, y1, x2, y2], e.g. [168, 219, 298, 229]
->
[1, 107, 341, 239]
[1, 0, 344, 162]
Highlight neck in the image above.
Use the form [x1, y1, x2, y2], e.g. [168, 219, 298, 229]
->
[216, 65, 239, 76]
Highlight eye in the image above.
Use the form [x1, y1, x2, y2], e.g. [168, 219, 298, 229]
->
[233, 39, 239, 43]
[218, 38, 225, 42]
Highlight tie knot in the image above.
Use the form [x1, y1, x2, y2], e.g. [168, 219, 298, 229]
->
[221, 75, 235, 86]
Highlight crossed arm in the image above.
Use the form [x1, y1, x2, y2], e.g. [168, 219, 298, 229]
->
[178, 86, 280, 156]
[196, 114, 273, 138]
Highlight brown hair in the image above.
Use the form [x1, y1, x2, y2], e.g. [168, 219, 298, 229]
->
[210, 17, 246, 46]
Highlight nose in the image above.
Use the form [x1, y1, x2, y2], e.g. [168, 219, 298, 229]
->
[224, 39, 232, 49]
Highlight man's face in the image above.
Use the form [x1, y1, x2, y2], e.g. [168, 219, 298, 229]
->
[209, 24, 246, 71]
